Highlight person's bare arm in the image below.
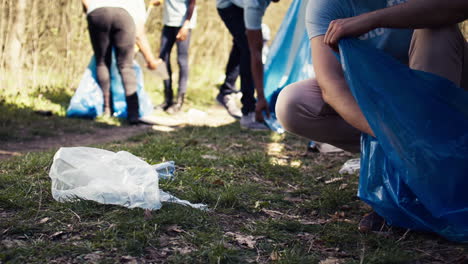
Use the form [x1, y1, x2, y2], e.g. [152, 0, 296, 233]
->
[81, 0, 89, 12]
[325, 0, 468, 49]
[312, 36, 374, 136]
[149, 0, 162, 6]
[176, 0, 196, 41]
[135, 23, 160, 70]
[246, 29, 269, 122]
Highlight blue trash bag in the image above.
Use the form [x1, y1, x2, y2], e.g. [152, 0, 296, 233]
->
[264, 0, 312, 114]
[339, 38, 468, 242]
[67, 52, 153, 118]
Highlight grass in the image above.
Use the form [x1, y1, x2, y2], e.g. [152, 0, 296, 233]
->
[1, 118, 466, 263]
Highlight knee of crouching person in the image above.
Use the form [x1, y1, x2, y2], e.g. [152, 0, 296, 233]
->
[276, 83, 301, 133]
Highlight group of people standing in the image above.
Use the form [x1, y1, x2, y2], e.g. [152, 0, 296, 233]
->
[81, 0, 280, 130]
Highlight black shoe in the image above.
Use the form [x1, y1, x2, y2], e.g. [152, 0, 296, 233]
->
[158, 86, 174, 111]
[155, 101, 173, 111]
[126, 93, 140, 125]
[128, 116, 140, 125]
[166, 93, 185, 114]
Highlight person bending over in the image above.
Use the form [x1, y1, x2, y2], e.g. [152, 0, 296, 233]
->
[82, 0, 160, 124]
[276, 0, 468, 231]
[244, 0, 280, 126]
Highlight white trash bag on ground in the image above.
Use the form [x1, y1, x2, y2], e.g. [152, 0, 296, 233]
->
[339, 158, 361, 175]
[49, 147, 206, 210]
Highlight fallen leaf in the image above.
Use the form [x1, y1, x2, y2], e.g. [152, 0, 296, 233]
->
[261, 209, 284, 217]
[212, 179, 225, 186]
[228, 143, 243, 149]
[167, 224, 184, 233]
[84, 252, 102, 262]
[325, 177, 344, 184]
[270, 251, 279, 261]
[299, 219, 330, 225]
[319, 257, 345, 264]
[338, 183, 348, 190]
[226, 232, 261, 249]
[70, 235, 81, 241]
[175, 246, 194, 255]
[330, 211, 346, 219]
[202, 144, 218, 150]
[201, 154, 219, 160]
[315, 176, 325, 181]
[39, 217, 50, 224]
[50, 231, 67, 240]
[121, 255, 138, 264]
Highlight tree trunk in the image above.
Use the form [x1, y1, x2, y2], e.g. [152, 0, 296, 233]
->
[4, 0, 27, 72]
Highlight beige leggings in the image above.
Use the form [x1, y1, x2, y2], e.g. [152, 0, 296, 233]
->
[276, 26, 468, 153]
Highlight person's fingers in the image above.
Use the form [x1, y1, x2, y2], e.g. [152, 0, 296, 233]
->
[328, 21, 340, 47]
[328, 19, 340, 45]
[176, 31, 186, 42]
[324, 20, 335, 45]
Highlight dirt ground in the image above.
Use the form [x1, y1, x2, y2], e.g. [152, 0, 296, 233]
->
[0, 106, 237, 160]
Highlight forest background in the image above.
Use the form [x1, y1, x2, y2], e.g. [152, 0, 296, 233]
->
[0, 0, 292, 108]
[1, 0, 466, 103]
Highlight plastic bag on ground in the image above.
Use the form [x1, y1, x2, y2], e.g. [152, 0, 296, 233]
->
[49, 147, 206, 210]
[153, 161, 176, 180]
[339, 39, 468, 242]
[339, 158, 360, 175]
[67, 51, 154, 119]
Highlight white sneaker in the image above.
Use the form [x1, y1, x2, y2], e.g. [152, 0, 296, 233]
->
[216, 92, 242, 119]
[240, 112, 269, 131]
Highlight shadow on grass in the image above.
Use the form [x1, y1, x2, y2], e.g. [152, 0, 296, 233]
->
[0, 99, 118, 143]
[31, 85, 74, 109]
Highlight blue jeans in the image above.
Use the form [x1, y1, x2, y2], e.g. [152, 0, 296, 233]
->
[217, 5, 256, 115]
[159, 26, 191, 102]
[220, 43, 240, 94]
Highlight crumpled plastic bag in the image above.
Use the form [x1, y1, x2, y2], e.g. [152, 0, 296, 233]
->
[339, 38, 468, 242]
[49, 147, 207, 210]
[339, 158, 360, 175]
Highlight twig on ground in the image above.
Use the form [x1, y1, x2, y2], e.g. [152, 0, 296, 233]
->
[413, 248, 446, 262]
[396, 229, 411, 243]
[68, 208, 81, 222]
[213, 195, 221, 211]
[33, 175, 43, 220]
[359, 241, 365, 264]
